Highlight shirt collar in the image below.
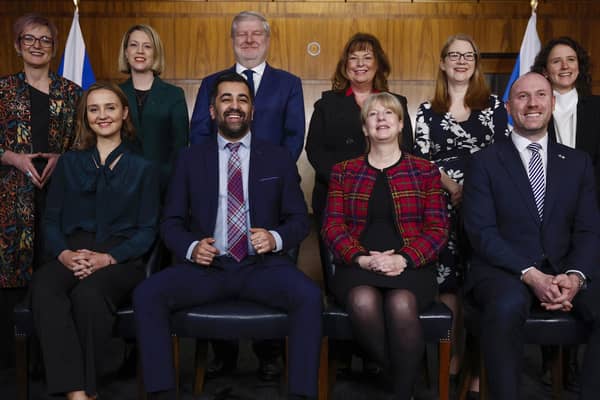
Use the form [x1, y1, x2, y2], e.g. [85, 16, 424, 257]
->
[217, 131, 252, 150]
[511, 130, 549, 153]
[236, 61, 266, 77]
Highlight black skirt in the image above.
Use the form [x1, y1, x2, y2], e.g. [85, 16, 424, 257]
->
[331, 263, 438, 312]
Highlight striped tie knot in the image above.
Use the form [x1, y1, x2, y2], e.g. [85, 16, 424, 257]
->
[527, 142, 542, 154]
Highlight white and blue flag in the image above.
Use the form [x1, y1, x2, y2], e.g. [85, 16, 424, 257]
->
[502, 9, 541, 102]
[58, 10, 95, 90]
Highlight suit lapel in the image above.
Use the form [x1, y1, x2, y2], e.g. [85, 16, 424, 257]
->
[497, 139, 542, 224]
[255, 64, 273, 99]
[543, 142, 568, 225]
[122, 79, 141, 136]
[248, 136, 264, 227]
[203, 139, 220, 234]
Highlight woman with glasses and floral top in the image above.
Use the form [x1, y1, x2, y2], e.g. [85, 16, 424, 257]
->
[0, 13, 80, 369]
[413, 33, 509, 397]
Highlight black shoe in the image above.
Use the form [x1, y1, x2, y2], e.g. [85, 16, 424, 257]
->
[466, 390, 480, 400]
[258, 358, 282, 381]
[540, 367, 552, 387]
[206, 358, 236, 379]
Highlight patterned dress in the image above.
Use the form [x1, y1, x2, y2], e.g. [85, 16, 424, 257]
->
[0, 72, 81, 288]
[413, 94, 509, 292]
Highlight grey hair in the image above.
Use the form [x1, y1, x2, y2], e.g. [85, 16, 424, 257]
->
[231, 11, 270, 38]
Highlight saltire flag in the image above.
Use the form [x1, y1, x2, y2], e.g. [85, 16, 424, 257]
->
[58, 10, 95, 90]
[502, 8, 541, 103]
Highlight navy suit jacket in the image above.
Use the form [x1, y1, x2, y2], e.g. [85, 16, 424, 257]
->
[189, 64, 305, 161]
[463, 136, 600, 291]
[161, 135, 309, 263]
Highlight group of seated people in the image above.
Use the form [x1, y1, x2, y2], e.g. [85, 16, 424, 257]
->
[1, 9, 600, 400]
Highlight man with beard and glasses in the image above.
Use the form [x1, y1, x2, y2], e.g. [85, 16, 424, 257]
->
[133, 72, 322, 400]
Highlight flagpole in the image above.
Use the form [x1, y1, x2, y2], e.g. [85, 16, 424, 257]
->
[73, 0, 79, 13]
[530, 0, 538, 13]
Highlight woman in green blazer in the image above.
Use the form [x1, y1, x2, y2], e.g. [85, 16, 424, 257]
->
[118, 24, 189, 193]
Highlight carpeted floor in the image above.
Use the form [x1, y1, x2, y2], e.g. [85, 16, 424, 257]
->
[0, 339, 580, 400]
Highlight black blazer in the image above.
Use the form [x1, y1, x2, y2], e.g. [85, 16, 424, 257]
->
[549, 95, 600, 195]
[305, 90, 413, 216]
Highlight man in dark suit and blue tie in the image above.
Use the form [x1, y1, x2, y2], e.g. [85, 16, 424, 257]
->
[190, 11, 305, 161]
[133, 73, 322, 400]
[463, 72, 600, 400]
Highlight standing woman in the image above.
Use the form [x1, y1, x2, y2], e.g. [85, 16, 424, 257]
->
[322, 92, 448, 398]
[532, 36, 600, 194]
[306, 32, 413, 233]
[0, 14, 81, 368]
[118, 24, 189, 193]
[413, 33, 509, 389]
[31, 82, 159, 400]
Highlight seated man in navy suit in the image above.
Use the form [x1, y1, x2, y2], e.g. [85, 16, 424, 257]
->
[190, 10, 305, 161]
[190, 11, 306, 376]
[463, 72, 600, 400]
[133, 73, 322, 400]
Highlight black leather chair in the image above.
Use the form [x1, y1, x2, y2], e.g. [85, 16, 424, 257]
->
[173, 248, 315, 397]
[13, 240, 163, 400]
[462, 302, 590, 400]
[171, 300, 300, 396]
[320, 251, 453, 400]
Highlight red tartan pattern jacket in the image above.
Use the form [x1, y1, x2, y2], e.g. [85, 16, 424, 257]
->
[322, 154, 449, 267]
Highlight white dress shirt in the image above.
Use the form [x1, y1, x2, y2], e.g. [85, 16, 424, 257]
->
[553, 88, 578, 149]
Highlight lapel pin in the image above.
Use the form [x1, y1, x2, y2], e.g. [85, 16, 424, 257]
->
[558, 154, 566, 159]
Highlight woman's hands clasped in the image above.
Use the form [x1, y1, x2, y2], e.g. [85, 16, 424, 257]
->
[356, 250, 408, 276]
[0, 150, 60, 188]
[58, 249, 116, 279]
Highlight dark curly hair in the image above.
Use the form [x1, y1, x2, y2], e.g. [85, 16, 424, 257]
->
[532, 36, 592, 97]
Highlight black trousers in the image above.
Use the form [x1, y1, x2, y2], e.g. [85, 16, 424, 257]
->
[31, 231, 145, 395]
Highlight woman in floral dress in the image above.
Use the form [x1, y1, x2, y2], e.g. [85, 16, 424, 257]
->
[413, 33, 508, 394]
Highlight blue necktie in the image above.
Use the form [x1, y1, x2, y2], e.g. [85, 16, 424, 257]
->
[242, 69, 255, 95]
[527, 142, 545, 219]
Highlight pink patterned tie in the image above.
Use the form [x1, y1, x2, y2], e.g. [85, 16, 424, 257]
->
[226, 142, 248, 261]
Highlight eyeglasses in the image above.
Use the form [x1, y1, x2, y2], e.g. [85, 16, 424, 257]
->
[20, 34, 53, 48]
[445, 51, 477, 62]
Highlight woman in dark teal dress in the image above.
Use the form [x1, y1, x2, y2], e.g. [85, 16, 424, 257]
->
[118, 24, 189, 193]
[31, 82, 159, 400]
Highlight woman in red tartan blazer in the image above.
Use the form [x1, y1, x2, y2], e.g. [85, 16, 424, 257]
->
[322, 92, 449, 399]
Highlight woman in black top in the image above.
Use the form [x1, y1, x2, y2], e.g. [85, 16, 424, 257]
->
[31, 82, 159, 400]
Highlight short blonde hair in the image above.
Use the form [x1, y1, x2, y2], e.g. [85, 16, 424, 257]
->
[118, 24, 165, 75]
[361, 92, 404, 153]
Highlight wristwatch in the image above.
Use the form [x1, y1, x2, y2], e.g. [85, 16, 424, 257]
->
[568, 272, 586, 289]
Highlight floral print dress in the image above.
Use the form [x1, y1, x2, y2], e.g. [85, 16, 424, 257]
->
[413, 94, 509, 292]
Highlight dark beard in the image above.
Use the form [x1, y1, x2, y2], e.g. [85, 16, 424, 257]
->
[218, 109, 251, 140]
[218, 120, 250, 140]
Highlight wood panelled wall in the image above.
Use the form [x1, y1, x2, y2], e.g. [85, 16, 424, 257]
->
[2, 0, 600, 208]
